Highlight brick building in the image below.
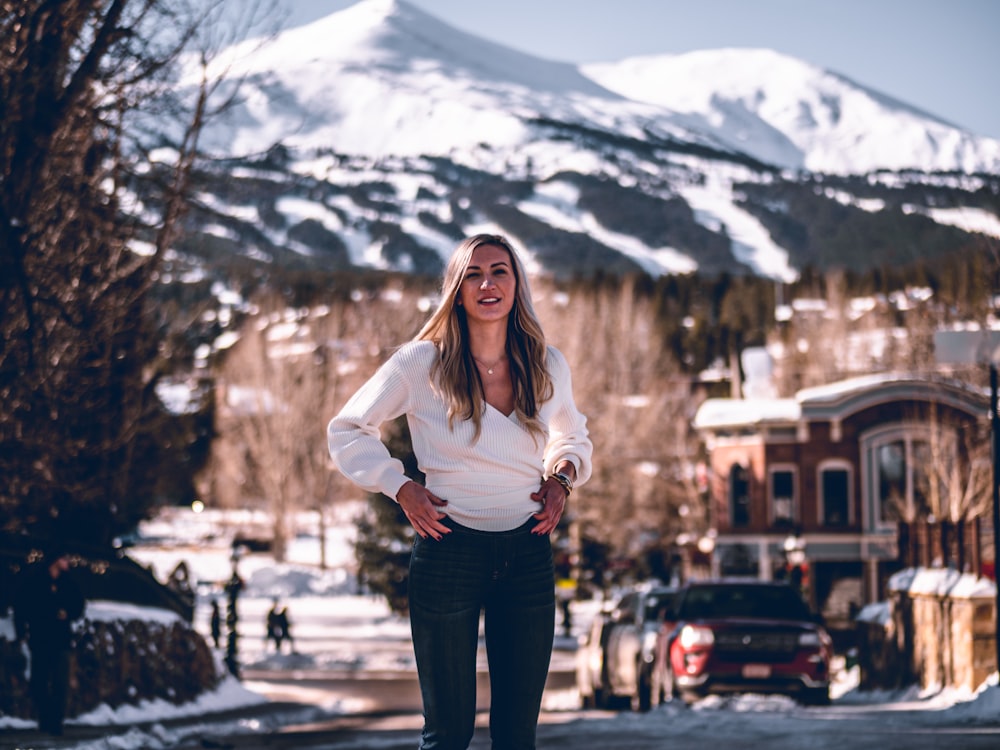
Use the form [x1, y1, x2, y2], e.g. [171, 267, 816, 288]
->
[692, 373, 989, 630]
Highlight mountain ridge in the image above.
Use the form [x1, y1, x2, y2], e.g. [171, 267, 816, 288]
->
[159, 0, 1000, 287]
[196, 0, 747, 161]
[199, 0, 1000, 175]
[582, 47, 1000, 174]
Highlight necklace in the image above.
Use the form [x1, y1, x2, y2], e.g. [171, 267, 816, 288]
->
[473, 355, 505, 375]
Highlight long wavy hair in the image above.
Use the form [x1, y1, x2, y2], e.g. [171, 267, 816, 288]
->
[414, 234, 553, 441]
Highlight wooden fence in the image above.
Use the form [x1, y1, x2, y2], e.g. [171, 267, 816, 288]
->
[897, 518, 994, 578]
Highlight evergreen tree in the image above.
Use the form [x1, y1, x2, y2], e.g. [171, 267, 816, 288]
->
[353, 416, 423, 615]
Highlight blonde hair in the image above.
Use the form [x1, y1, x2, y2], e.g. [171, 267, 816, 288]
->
[414, 234, 553, 441]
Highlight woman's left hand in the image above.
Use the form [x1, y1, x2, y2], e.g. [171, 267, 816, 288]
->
[530, 477, 567, 535]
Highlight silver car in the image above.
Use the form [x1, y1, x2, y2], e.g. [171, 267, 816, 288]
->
[576, 584, 677, 711]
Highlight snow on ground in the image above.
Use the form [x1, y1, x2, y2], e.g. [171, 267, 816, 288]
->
[3, 505, 1000, 749]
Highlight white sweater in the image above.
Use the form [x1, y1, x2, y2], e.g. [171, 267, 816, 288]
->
[327, 340, 593, 532]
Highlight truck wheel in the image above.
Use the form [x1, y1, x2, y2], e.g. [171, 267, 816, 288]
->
[632, 664, 652, 712]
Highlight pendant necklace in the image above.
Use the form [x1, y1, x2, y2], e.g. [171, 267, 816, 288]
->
[473, 355, 505, 375]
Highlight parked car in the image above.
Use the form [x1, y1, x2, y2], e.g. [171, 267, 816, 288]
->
[575, 602, 612, 709]
[651, 579, 833, 706]
[576, 584, 677, 711]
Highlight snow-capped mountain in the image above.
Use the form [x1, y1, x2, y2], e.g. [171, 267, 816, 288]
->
[582, 48, 1000, 175]
[161, 0, 1000, 286]
[196, 0, 717, 160]
[198, 0, 1000, 175]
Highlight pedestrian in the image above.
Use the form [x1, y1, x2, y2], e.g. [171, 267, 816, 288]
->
[265, 599, 281, 652]
[276, 605, 294, 653]
[210, 599, 222, 648]
[13, 546, 86, 736]
[328, 233, 593, 750]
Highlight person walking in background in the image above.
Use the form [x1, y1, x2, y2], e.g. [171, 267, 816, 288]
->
[13, 547, 86, 736]
[209, 599, 222, 648]
[328, 234, 593, 750]
[265, 599, 281, 652]
[276, 604, 294, 653]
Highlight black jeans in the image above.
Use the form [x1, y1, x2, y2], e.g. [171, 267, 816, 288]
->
[408, 517, 555, 750]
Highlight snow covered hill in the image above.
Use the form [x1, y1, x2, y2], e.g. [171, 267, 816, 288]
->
[156, 0, 1000, 286]
[196, 0, 713, 160]
[200, 0, 1000, 175]
[583, 48, 1000, 175]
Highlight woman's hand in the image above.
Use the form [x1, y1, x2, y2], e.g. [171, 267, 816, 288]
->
[396, 480, 451, 540]
[530, 477, 568, 535]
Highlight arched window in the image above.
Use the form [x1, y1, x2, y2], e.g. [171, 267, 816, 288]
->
[861, 424, 948, 530]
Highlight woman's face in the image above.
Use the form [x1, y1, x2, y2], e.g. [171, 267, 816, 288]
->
[457, 243, 517, 325]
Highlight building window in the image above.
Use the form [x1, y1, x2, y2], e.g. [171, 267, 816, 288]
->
[769, 466, 796, 527]
[876, 439, 932, 523]
[863, 425, 945, 530]
[819, 462, 852, 526]
[730, 464, 750, 528]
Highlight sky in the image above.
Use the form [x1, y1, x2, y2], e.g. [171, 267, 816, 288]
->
[275, 0, 1000, 140]
[3, 505, 1000, 749]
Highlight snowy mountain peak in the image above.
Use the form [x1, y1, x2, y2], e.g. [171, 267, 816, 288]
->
[200, 0, 628, 157]
[582, 48, 1000, 174]
[199, 3, 1000, 174]
[231, 0, 612, 98]
[171, 2, 1000, 286]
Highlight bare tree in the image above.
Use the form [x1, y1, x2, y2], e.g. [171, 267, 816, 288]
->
[537, 278, 705, 575]
[212, 306, 313, 561]
[203, 285, 428, 561]
[0, 0, 270, 544]
[918, 405, 992, 523]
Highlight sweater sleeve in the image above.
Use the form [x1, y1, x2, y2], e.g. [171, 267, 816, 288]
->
[327, 351, 412, 501]
[542, 347, 593, 487]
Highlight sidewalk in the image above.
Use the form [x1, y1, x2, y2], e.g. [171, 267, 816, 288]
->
[6, 701, 624, 750]
[5, 641, 582, 749]
[4, 700, 315, 749]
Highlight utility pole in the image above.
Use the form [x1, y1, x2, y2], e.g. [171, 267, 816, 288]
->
[225, 543, 244, 678]
[992, 363, 1000, 672]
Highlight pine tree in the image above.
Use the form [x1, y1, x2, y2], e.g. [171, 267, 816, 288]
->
[353, 416, 423, 615]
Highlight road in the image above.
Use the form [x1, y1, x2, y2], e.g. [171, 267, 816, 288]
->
[189, 668, 1000, 750]
[11, 663, 998, 749]
[240, 665, 578, 715]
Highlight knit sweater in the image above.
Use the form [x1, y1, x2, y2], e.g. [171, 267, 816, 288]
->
[327, 340, 593, 532]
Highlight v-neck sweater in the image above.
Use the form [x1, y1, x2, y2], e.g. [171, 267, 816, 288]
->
[327, 340, 593, 532]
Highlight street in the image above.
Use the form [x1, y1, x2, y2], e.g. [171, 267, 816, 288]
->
[23, 536, 987, 750]
[167, 698, 1000, 750]
[240, 664, 579, 714]
[8, 650, 1000, 749]
[182, 669, 1000, 750]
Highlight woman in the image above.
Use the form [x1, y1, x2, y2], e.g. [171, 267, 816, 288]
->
[327, 234, 592, 750]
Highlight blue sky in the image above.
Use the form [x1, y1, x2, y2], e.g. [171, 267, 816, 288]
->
[281, 0, 1000, 139]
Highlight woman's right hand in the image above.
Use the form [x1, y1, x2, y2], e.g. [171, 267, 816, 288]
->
[396, 480, 451, 540]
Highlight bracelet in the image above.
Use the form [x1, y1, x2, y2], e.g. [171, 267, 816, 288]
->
[550, 471, 574, 497]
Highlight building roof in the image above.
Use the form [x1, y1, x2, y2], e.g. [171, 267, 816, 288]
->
[693, 397, 800, 430]
[693, 372, 989, 431]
